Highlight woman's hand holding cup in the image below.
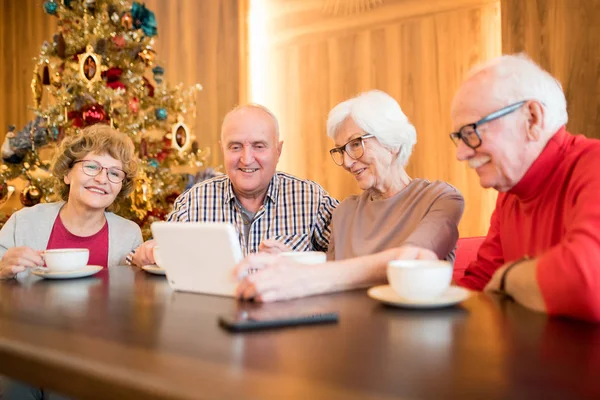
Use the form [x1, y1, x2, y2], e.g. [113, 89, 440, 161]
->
[0, 247, 44, 279]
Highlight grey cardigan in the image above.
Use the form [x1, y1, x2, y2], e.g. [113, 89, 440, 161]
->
[0, 202, 142, 266]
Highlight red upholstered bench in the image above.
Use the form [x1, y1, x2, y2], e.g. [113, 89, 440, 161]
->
[453, 237, 485, 282]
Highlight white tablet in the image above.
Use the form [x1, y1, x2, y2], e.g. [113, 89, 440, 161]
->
[150, 222, 243, 297]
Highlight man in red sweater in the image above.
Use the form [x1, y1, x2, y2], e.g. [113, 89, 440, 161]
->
[444, 54, 600, 322]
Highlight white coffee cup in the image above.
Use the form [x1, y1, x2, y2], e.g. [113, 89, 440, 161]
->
[44, 249, 89, 272]
[153, 246, 165, 269]
[387, 259, 452, 301]
[279, 251, 326, 265]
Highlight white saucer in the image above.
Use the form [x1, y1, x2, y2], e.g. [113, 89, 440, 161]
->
[141, 265, 166, 275]
[367, 285, 471, 309]
[31, 265, 103, 280]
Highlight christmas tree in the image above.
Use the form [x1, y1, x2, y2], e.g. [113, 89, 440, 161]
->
[0, 0, 211, 238]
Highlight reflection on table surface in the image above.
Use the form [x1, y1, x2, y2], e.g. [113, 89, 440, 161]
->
[1, 267, 599, 399]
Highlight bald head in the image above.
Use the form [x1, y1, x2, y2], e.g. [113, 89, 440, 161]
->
[221, 104, 280, 142]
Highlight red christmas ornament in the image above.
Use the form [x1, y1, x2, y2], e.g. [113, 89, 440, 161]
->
[104, 67, 123, 81]
[112, 35, 126, 48]
[143, 77, 154, 98]
[165, 192, 180, 205]
[82, 104, 108, 125]
[107, 81, 126, 90]
[67, 110, 84, 128]
[128, 97, 140, 114]
[20, 185, 43, 207]
[104, 67, 127, 91]
[149, 208, 167, 220]
[139, 138, 148, 158]
[156, 150, 168, 162]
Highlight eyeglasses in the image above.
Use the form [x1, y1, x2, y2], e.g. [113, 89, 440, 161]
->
[449, 100, 528, 149]
[329, 134, 375, 166]
[72, 159, 127, 184]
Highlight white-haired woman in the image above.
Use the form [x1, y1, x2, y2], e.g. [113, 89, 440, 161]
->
[234, 90, 464, 302]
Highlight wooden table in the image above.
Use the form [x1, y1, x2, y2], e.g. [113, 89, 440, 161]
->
[1, 267, 599, 400]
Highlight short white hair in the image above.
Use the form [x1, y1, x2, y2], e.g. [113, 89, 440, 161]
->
[221, 103, 280, 140]
[460, 53, 568, 133]
[326, 90, 417, 166]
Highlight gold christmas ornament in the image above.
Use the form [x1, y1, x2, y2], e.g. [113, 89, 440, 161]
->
[77, 44, 105, 88]
[121, 12, 133, 30]
[51, 71, 62, 87]
[138, 48, 156, 67]
[131, 174, 153, 219]
[31, 65, 44, 109]
[171, 116, 191, 153]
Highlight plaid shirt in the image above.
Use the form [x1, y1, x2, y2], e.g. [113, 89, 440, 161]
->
[166, 172, 339, 256]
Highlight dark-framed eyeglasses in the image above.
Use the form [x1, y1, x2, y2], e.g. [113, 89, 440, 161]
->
[449, 100, 528, 149]
[329, 134, 375, 166]
[72, 159, 127, 184]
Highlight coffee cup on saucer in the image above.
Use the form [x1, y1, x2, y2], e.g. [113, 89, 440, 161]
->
[44, 249, 89, 272]
[279, 251, 326, 265]
[387, 259, 452, 301]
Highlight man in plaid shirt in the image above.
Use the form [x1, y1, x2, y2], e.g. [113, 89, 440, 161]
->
[131, 104, 339, 266]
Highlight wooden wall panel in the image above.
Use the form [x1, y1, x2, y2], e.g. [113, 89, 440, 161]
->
[0, 0, 57, 150]
[0, 0, 240, 170]
[501, 0, 600, 139]
[144, 0, 240, 168]
[252, 0, 501, 237]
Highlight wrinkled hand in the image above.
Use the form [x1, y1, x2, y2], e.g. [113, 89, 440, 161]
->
[233, 253, 321, 302]
[389, 245, 439, 261]
[483, 259, 546, 313]
[131, 240, 157, 267]
[258, 239, 292, 254]
[0, 247, 44, 279]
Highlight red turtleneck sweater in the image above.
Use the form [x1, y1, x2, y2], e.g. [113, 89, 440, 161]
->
[459, 127, 600, 322]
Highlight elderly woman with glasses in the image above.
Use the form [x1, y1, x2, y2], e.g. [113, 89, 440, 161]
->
[0, 124, 142, 279]
[233, 90, 464, 302]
